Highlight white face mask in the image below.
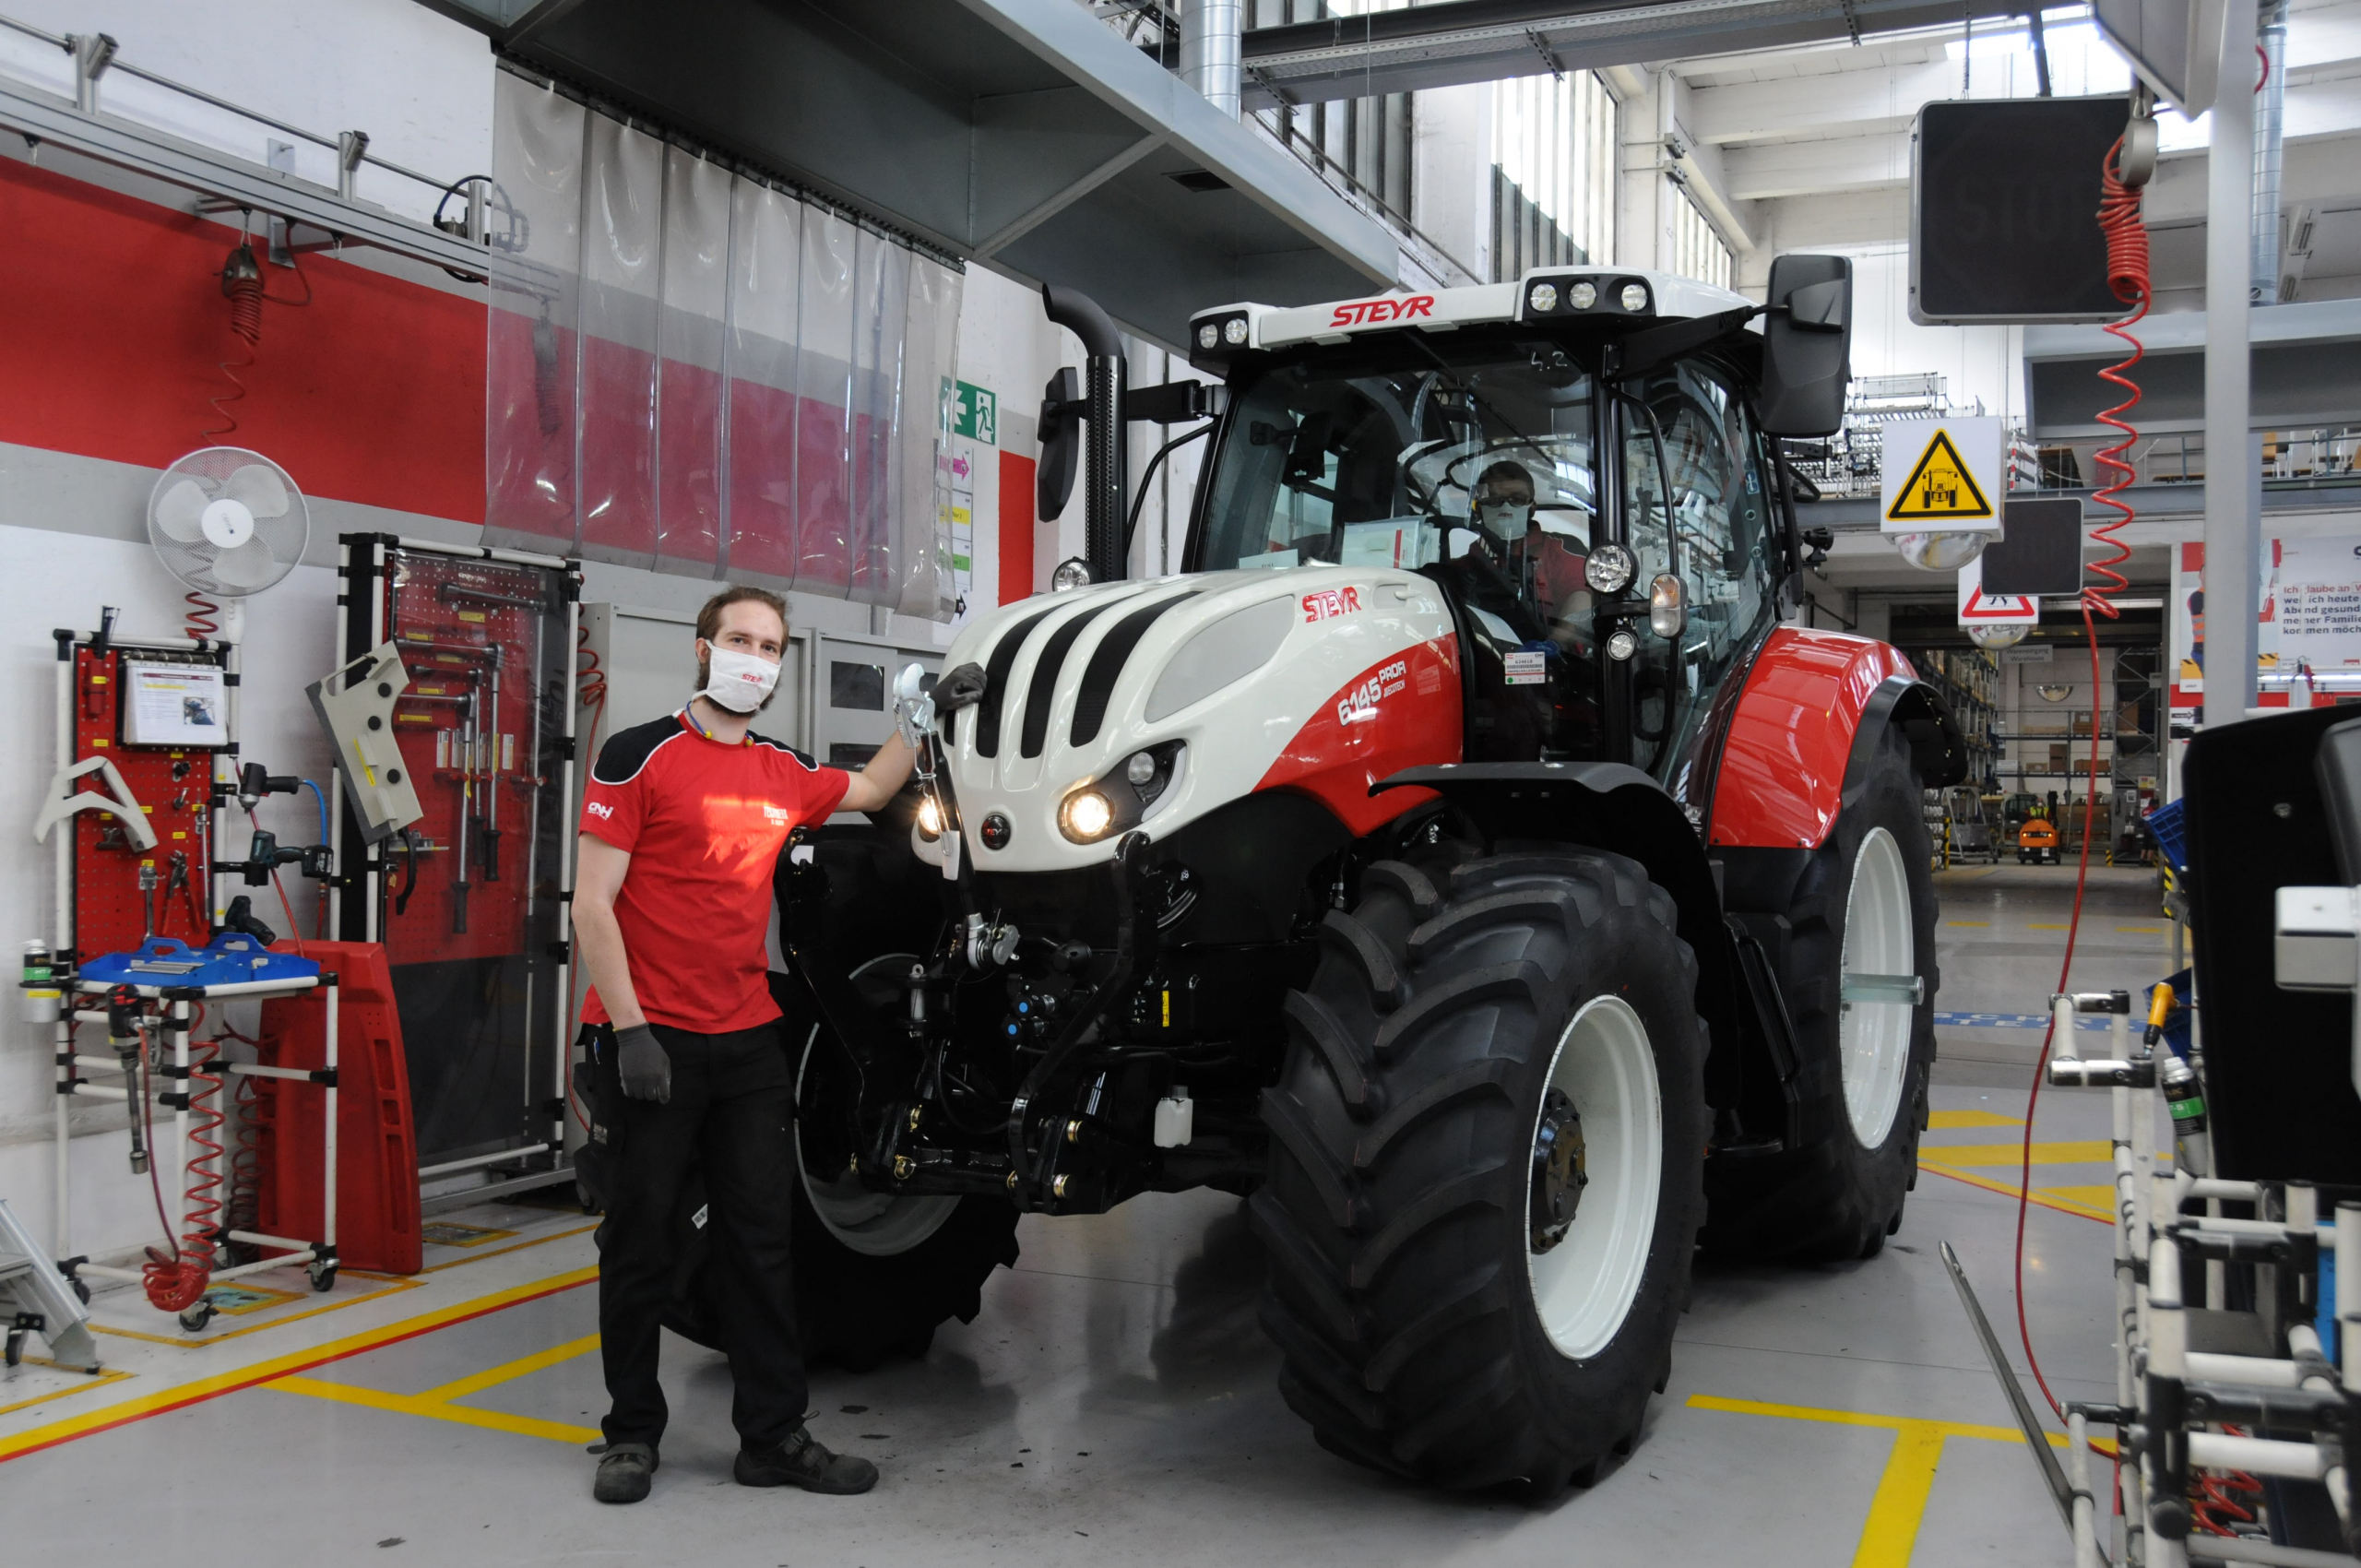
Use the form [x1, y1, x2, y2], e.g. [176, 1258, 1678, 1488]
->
[1478, 501, 1532, 540]
[699, 645, 780, 714]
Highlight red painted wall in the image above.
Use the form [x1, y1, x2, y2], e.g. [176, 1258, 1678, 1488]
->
[0, 159, 485, 523]
[999, 451, 1037, 604]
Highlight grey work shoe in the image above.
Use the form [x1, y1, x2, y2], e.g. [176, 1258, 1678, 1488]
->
[733, 1429, 878, 1495]
[593, 1443, 658, 1503]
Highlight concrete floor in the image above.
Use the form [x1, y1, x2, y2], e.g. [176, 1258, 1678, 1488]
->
[2, 863, 2173, 1566]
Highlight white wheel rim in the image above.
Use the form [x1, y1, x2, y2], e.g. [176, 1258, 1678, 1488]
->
[792, 958, 959, 1258]
[1527, 994, 1663, 1360]
[1838, 826, 1916, 1148]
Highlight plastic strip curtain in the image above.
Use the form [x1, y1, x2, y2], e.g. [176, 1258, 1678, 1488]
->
[485, 70, 962, 618]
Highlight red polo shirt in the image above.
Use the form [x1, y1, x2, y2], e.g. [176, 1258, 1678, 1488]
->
[579, 711, 850, 1034]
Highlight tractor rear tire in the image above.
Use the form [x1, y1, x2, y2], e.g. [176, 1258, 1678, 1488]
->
[1703, 720, 1939, 1262]
[1254, 844, 1709, 1494]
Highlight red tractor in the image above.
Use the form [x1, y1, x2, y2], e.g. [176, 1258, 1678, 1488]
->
[692, 257, 1961, 1495]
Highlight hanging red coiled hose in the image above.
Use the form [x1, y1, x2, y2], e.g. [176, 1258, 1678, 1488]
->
[2009, 133, 2150, 1447]
[140, 1027, 224, 1313]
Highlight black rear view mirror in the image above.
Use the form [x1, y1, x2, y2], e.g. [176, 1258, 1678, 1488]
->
[1760, 255, 1852, 437]
[1037, 366, 1081, 522]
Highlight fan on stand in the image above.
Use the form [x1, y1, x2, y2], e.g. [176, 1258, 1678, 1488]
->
[148, 446, 309, 626]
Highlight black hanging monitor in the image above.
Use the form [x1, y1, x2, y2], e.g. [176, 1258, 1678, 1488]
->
[1911, 97, 2134, 325]
[1982, 498, 2086, 597]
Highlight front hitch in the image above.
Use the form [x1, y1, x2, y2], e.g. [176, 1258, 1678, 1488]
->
[1004, 830, 1158, 1209]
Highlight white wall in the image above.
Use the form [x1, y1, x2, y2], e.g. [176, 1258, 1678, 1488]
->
[2, 0, 492, 223]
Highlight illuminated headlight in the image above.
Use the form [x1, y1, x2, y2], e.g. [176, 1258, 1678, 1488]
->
[1585, 542, 1636, 595]
[916, 795, 944, 838]
[1528, 281, 1559, 314]
[1570, 280, 1597, 310]
[1619, 282, 1651, 313]
[1223, 317, 1249, 346]
[1606, 628, 1639, 662]
[1059, 790, 1115, 843]
[1197, 323, 1219, 350]
[1051, 557, 1093, 592]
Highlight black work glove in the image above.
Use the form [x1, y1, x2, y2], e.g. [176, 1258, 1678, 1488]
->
[935, 661, 987, 714]
[613, 1023, 670, 1105]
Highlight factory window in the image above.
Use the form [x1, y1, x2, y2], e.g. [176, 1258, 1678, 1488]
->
[1667, 184, 1735, 291]
[1490, 68, 1617, 282]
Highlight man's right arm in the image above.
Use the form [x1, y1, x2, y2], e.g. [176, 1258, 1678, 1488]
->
[575, 833, 645, 1030]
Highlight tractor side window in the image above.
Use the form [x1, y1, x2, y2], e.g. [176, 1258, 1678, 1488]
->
[1622, 362, 1778, 792]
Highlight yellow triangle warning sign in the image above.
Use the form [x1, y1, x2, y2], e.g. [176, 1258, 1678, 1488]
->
[1886, 428, 1994, 522]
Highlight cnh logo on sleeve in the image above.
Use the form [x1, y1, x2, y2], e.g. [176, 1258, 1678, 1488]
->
[587, 801, 615, 820]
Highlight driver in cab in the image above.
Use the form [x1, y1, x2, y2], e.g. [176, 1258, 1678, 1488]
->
[1471, 459, 1591, 655]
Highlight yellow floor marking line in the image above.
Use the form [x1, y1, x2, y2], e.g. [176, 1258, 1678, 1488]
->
[1943, 921, 1991, 927]
[266, 1331, 602, 1445]
[269, 1376, 599, 1445]
[0, 1265, 596, 1464]
[0, 1367, 135, 1420]
[2117, 926, 2164, 934]
[2028, 922, 2071, 931]
[1927, 1110, 2024, 1130]
[1689, 1395, 2068, 1568]
[1920, 1139, 2115, 1169]
[347, 1223, 601, 1281]
[91, 1274, 422, 1348]
[2040, 1184, 2118, 1209]
[1915, 1161, 2112, 1222]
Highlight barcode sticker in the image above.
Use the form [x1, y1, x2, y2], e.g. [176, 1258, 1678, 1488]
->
[1504, 650, 1548, 686]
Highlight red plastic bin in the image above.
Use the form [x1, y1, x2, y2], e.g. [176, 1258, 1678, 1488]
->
[252, 941, 421, 1276]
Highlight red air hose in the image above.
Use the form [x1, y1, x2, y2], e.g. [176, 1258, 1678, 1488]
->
[141, 1033, 223, 1314]
[2009, 133, 2150, 1436]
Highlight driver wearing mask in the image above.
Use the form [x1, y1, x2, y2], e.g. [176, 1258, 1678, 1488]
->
[1472, 459, 1591, 651]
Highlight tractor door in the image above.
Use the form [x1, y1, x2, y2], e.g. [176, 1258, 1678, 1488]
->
[1614, 359, 1785, 812]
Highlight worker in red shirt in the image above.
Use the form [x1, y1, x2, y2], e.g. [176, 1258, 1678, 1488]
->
[574, 585, 914, 1505]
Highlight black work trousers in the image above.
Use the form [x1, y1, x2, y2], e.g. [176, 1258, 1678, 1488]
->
[594, 1019, 805, 1452]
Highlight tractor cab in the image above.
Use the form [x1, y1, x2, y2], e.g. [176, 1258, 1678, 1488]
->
[1176, 262, 1847, 813]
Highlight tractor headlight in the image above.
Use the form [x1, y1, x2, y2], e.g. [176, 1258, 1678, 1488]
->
[1619, 282, 1651, 313]
[916, 795, 944, 838]
[1051, 557, 1093, 592]
[1059, 790, 1115, 842]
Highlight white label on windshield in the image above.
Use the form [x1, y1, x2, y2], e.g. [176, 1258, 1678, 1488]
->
[1240, 550, 1300, 570]
[1342, 520, 1431, 568]
[1504, 650, 1548, 685]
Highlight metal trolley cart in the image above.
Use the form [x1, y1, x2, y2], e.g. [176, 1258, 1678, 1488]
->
[57, 937, 338, 1332]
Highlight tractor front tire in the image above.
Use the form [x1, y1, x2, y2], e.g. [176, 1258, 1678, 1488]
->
[1255, 845, 1709, 1494]
[1703, 720, 1939, 1261]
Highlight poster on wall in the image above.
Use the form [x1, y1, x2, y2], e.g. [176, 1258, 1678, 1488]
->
[943, 438, 980, 629]
[2169, 539, 2323, 709]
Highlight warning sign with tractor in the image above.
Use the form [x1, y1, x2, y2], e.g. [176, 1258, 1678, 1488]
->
[1881, 417, 2002, 535]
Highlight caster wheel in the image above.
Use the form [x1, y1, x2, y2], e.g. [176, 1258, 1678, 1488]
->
[178, 1302, 216, 1334]
[307, 1261, 337, 1294]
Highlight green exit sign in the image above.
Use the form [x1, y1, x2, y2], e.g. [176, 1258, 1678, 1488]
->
[952, 380, 997, 445]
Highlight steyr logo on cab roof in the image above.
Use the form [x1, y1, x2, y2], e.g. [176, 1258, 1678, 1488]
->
[1329, 295, 1434, 328]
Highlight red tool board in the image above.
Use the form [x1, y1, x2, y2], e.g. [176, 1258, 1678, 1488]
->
[69, 643, 219, 962]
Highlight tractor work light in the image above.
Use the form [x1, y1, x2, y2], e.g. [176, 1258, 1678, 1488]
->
[1606, 628, 1639, 662]
[1223, 317, 1248, 346]
[1528, 281, 1559, 314]
[1051, 557, 1093, 592]
[1619, 282, 1651, 313]
[1187, 310, 1254, 372]
[1585, 543, 1637, 595]
[1570, 280, 1598, 310]
[1197, 323, 1219, 350]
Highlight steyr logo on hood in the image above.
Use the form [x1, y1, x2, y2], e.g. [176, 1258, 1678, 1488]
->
[1329, 295, 1434, 328]
[1302, 586, 1361, 623]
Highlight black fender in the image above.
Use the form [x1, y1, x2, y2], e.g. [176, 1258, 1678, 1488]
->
[1373, 762, 1748, 1111]
[1874, 675, 1969, 790]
